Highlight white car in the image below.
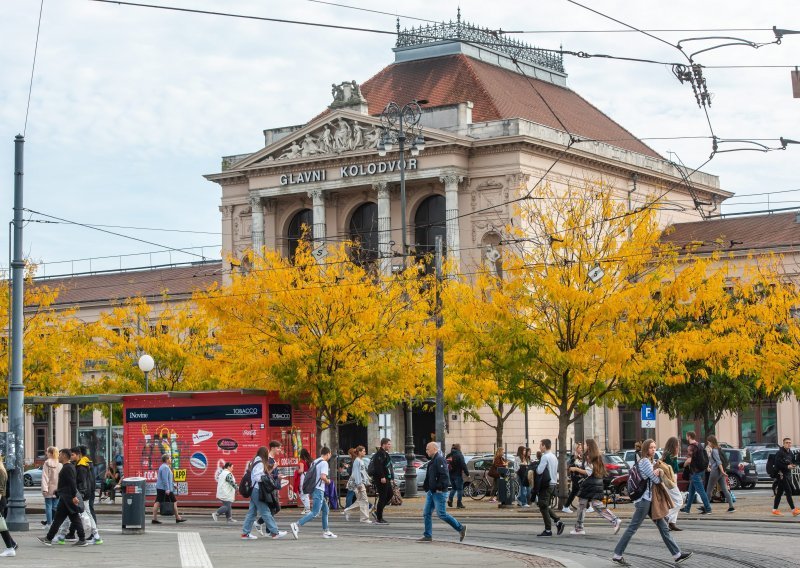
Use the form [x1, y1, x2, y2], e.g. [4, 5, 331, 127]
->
[619, 449, 662, 468]
[751, 448, 778, 481]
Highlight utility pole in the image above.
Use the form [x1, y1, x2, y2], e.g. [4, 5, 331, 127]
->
[434, 235, 445, 450]
[8, 135, 29, 531]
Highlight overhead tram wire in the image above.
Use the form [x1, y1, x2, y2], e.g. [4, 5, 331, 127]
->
[23, 0, 45, 136]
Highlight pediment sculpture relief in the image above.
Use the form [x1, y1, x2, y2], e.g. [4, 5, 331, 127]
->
[270, 118, 382, 161]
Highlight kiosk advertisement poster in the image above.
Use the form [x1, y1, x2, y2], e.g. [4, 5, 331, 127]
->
[123, 392, 315, 507]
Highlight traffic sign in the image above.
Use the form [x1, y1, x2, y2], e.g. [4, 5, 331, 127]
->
[641, 404, 656, 429]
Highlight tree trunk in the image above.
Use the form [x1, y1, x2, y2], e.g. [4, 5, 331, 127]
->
[315, 414, 324, 455]
[495, 402, 504, 450]
[556, 412, 570, 507]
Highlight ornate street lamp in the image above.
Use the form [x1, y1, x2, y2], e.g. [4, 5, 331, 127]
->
[378, 99, 427, 498]
[138, 353, 155, 393]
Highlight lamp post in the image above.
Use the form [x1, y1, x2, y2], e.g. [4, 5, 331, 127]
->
[378, 100, 427, 498]
[138, 354, 155, 393]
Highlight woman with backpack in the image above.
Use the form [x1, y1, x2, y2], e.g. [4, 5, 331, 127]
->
[569, 439, 621, 536]
[341, 445, 371, 523]
[240, 447, 288, 540]
[611, 439, 692, 566]
[705, 436, 734, 513]
[213, 462, 237, 523]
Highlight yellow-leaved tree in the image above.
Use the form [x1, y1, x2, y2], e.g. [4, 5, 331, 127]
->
[0, 270, 94, 396]
[89, 296, 223, 393]
[201, 241, 432, 454]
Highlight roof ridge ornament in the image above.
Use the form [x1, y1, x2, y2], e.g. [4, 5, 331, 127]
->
[395, 11, 564, 74]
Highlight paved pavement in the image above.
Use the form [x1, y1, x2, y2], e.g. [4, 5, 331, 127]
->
[8, 485, 798, 567]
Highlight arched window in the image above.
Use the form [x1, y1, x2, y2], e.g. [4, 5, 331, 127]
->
[349, 202, 379, 266]
[414, 195, 446, 263]
[287, 208, 313, 260]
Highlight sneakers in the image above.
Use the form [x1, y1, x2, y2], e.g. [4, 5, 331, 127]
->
[176, 518, 187, 523]
[271, 531, 288, 539]
[772, 509, 783, 516]
[727, 507, 735, 513]
[793, 508, 800, 517]
[212, 512, 219, 522]
[301, 509, 311, 515]
[679, 508, 690, 514]
[489, 498, 497, 503]
[91, 537, 104, 545]
[611, 557, 630, 566]
[227, 517, 237, 523]
[613, 518, 623, 535]
[416, 536, 432, 542]
[374, 519, 389, 525]
[74, 540, 90, 547]
[569, 528, 585, 535]
[344, 511, 351, 521]
[322, 531, 337, 539]
[522, 504, 530, 508]
[561, 506, 573, 513]
[241, 533, 257, 540]
[0, 548, 15, 557]
[556, 521, 565, 536]
[447, 501, 453, 507]
[290, 522, 299, 540]
[64, 536, 79, 543]
[257, 523, 267, 537]
[675, 552, 693, 564]
[699, 507, 711, 515]
[459, 524, 467, 542]
[360, 519, 373, 524]
[586, 506, 595, 513]
[457, 504, 466, 509]
[537, 530, 552, 537]
[152, 519, 162, 524]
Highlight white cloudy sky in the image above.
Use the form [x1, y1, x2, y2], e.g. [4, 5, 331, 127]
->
[1, 0, 798, 275]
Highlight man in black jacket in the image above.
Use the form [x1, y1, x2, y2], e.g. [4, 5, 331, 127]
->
[772, 437, 799, 516]
[446, 443, 469, 509]
[39, 449, 88, 546]
[372, 438, 394, 525]
[418, 442, 467, 543]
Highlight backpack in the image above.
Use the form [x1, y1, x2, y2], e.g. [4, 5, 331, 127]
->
[302, 458, 324, 495]
[693, 443, 709, 471]
[626, 458, 648, 501]
[766, 453, 779, 478]
[367, 455, 379, 478]
[238, 462, 254, 498]
[718, 449, 730, 471]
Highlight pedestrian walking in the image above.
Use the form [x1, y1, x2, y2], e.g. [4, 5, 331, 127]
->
[535, 439, 564, 537]
[57, 447, 103, 544]
[680, 431, 712, 515]
[343, 448, 357, 509]
[77, 446, 97, 522]
[294, 448, 312, 514]
[417, 442, 467, 543]
[772, 437, 800, 516]
[371, 438, 394, 525]
[446, 443, 469, 509]
[705, 435, 734, 513]
[661, 436, 684, 531]
[38, 449, 88, 547]
[515, 446, 531, 508]
[0, 456, 18, 556]
[487, 448, 507, 503]
[41, 446, 62, 529]
[152, 453, 187, 524]
[563, 442, 585, 513]
[290, 446, 337, 539]
[611, 439, 692, 566]
[213, 462, 237, 523]
[241, 446, 288, 539]
[342, 446, 372, 523]
[569, 439, 622, 536]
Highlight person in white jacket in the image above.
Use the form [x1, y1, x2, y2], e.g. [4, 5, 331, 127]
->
[213, 462, 237, 523]
[41, 446, 62, 529]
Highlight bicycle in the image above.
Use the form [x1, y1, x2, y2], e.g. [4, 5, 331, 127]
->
[467, 469, 520, 501]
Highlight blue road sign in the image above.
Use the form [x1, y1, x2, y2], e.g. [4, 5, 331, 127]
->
[641, 404, 656, 428]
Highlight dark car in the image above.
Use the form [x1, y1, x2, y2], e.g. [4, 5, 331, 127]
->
[721, 448, 757, 490]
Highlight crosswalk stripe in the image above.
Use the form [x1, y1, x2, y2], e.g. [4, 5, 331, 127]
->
[178, 532, 213, 568]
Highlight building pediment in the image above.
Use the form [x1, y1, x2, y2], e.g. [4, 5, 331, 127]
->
[229, 110, 465, 172]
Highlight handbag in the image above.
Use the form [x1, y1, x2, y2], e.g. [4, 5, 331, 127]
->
[390, 482, 403, 506]
[650, 483, 674, 521]
[681, 466, 690, 481]
[488, 465, 499, 479]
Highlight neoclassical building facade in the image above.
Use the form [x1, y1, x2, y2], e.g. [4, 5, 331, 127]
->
[205, 19, 735, 453]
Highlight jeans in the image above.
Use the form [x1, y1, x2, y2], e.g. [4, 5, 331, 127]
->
[448, 475, 464, 505]
[44, 497, 57, 525]
[46, 501, 85, 542]
[537, 485, 560, 531]
[423, 491, 463, 537]
[517, 484, 530, 506]
[614, 498, 680, 558]
[345, 489, 355, 508]
[242, 491, 279, 536]
[683, 472, 711, 512]
[215, 500, 233, 520]
[297, 488, 328, 531]
[706, 469, 732, 507]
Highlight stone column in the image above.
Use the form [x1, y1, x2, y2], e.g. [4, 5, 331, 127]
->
[308, 189, 327, 246]
[249, 195, 264, 254]
[374, 181, 392, 276]
[263, 198, 277, 251]
[440, 172, 463, 265]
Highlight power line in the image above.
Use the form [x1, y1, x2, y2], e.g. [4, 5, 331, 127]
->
[23, 0, 45, 136]
[32, 219, 221, 235]
[305, 0, 438, 24]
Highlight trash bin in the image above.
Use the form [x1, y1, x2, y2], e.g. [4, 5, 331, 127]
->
[121, 477, 146, 534]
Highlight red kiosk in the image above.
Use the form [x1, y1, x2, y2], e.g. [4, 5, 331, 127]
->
[123, 390, 315, 508]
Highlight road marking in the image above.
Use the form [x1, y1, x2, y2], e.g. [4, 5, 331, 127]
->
[178, 532, 213, 568]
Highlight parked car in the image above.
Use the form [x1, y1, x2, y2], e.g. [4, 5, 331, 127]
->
[721, 448, 757, 489]
[751, 448, 779, 481]
[602, 454, 629, 489]
[365, 452, 426, 495]
[23, 465, 43, 487]
[618, 449, 661, 468]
